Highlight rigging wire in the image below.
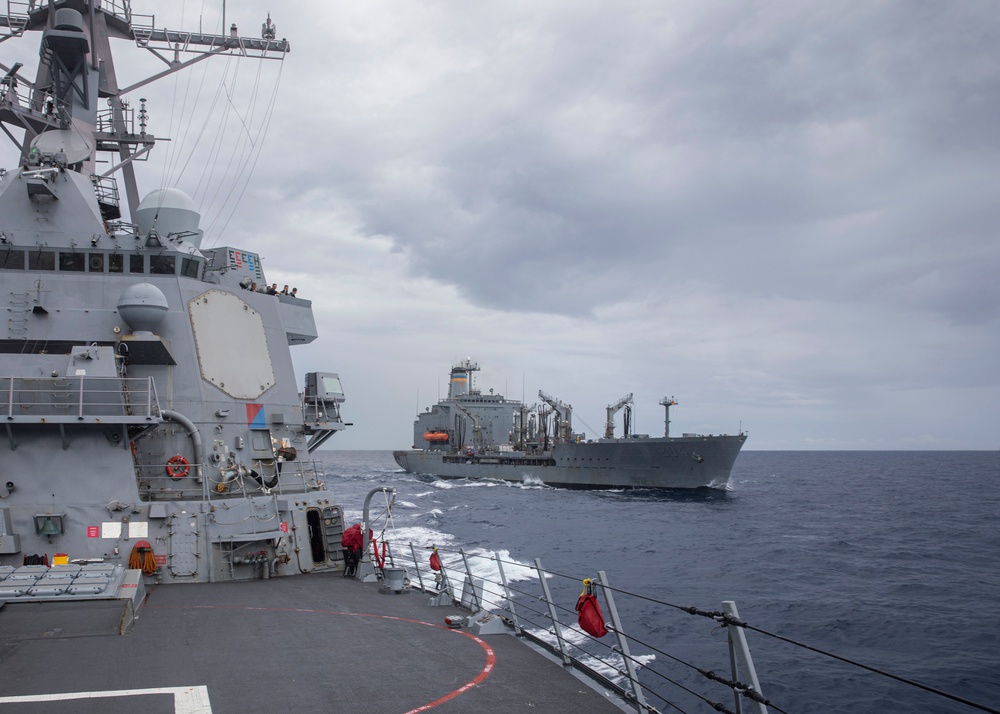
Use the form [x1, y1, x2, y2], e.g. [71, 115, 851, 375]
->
[168, 54, 225, 188]
[192, 57, 240, 206]
[199, 59, 264, 234]
[165, 22, 217, 187]
[205, 57, 285, 245]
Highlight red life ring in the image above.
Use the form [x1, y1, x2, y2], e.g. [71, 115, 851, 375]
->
[166, 455, 190, 479]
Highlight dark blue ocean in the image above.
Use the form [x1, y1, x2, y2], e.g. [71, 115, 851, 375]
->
[318, 450, 1000, 714]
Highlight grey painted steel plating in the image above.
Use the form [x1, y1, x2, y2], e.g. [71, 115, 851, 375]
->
[0, 2, 348, 596]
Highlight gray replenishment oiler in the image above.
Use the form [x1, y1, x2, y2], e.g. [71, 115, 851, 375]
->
[394, 359, 747, 489]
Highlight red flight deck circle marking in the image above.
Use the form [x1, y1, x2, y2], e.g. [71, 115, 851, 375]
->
[148, 604, 496, 712]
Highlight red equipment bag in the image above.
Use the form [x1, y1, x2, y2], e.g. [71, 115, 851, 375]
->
[429, 548, 442, 571]
[576, 579, 609, 638]
[341, 524, 363, 551]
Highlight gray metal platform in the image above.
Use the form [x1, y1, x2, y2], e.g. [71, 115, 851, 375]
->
[0, 573, 627, 713]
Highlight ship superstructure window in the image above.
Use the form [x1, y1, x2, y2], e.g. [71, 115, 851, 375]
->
[59, 252, 85, 271]
[150, 254, 175, 275]
[1, 249, 25, 270]
[109, 254, 124, 273]
[129, 254, 144, 273]
[88, 253, 104, 272]
[28, 250, 54, 270]
[181, 257, 200, 278]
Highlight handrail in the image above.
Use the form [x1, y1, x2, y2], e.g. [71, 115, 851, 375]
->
[1, 375, 160, 421]
[362, 539, 999, 714]
[137, 458, 327, 502]
[378, 541, 767, 714]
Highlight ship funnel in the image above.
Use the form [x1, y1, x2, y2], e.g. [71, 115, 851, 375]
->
[448, 359, 479, 399]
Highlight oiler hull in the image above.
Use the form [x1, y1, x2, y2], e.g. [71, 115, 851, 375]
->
[393, 434, 746, 489]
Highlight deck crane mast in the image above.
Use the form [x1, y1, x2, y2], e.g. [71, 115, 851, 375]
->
[451, 402, 483, 451]
[605, 393, 634, 439]
[514, 402, 537, 450]
[538, 390, 573, 442]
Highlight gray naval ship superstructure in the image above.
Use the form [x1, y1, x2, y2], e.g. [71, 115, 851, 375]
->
[0, 2, 350, 603]
[394, 360, 746, 489]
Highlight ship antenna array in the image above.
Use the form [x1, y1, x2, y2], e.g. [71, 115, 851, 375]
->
[659, 396, 677, 438]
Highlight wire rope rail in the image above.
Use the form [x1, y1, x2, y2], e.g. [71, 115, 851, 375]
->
[353, 538, 1000, 714]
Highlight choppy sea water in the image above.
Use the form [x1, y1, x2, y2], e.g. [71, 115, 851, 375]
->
[318, 450, 1000, 714]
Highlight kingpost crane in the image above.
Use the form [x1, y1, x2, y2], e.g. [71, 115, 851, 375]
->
[538, 390, 573, 442]
[605, 393, 633, 439]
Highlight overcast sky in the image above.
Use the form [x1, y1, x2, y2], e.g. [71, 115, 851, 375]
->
[4, 1, 998, 450]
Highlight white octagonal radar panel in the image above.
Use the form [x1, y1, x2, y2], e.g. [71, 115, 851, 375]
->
[189, 290, 275, 399]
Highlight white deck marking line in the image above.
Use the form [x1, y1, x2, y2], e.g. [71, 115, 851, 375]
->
[0, 686, 213, 713]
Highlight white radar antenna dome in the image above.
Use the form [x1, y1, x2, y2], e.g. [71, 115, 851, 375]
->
[136, 188, 204, 248]
[117, 282, 169, 334]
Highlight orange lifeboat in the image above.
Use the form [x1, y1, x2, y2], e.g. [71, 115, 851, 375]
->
[424, 431, 449, 442]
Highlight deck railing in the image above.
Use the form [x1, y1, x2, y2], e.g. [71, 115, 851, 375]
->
[138, 458, 328, 501]
[1, 376, 160, 423]
[361, 539, 995, 714]
[366, 541, 768, 714]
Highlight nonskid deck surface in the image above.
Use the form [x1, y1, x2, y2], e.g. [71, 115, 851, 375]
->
[0, 573, 624, 714]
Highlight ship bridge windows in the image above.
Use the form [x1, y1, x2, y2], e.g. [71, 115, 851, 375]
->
[1, 249, 25, 270]
[150, 255, 175, 275]
[58, 252, 85, 271]
[28, 250, 54, 270]
[2, 247, 201, 278]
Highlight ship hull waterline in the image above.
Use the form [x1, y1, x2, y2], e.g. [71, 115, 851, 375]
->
[394, 434, 746, 490]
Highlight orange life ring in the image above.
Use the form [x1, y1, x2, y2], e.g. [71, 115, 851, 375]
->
[166, 455, 190, 479]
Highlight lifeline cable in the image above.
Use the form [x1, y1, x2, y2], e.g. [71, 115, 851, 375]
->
[602, 583, 999, 714]
[739, 619, 1000, 714]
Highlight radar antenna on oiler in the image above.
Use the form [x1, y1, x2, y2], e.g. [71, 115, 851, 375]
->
[660, 396, 677, 438]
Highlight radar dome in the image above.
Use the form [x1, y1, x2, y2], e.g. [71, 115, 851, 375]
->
[136, 188, 204, 248]
[117, 283, 169, 334]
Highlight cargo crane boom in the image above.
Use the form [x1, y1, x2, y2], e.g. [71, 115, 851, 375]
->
[452, 402, 483, 451]
[538, 390, 573, 441]
[605, 393, 633, 439]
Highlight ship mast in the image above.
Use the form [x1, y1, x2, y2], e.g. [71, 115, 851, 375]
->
[659, 396, 677, 438]
[0, 0, 289, 221]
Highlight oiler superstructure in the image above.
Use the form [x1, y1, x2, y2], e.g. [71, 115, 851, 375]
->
[394, 360, 746, 489]
[0, 2, 348, 601]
